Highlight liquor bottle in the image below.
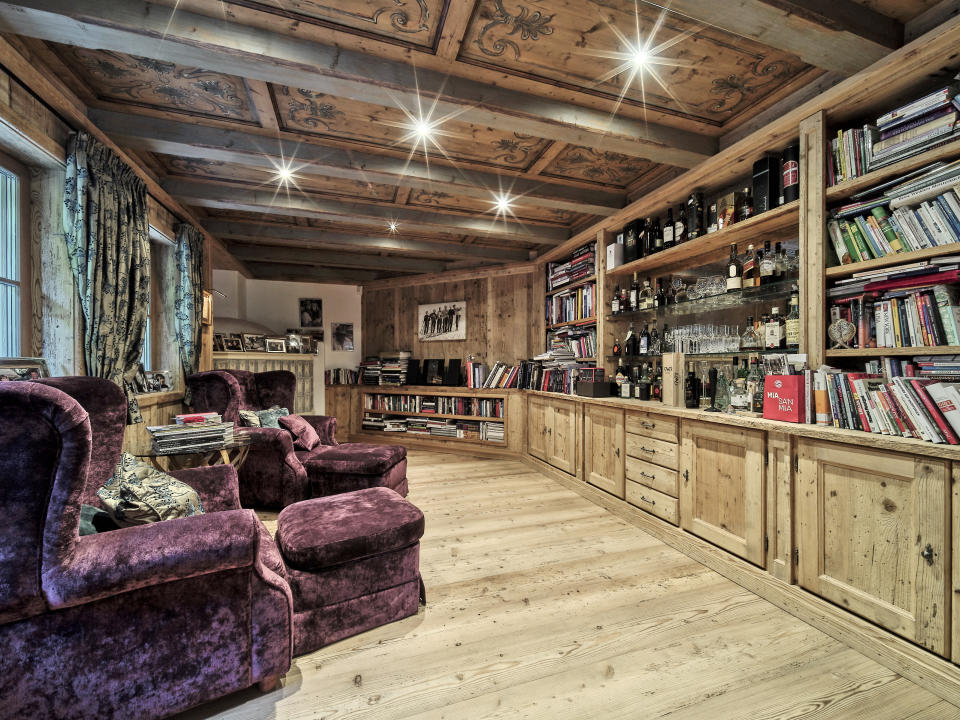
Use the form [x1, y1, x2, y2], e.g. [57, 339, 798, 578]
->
[735, 186, 754, 222]
[663, 208, 675, 249]
[665, 280, 675, 306]
[639, 323, 650, 355]
[741, 244, 756, 289]
[638, 278, 653, 310]
[674, 204, 686, 244]
[629, 272, 640, 311]
[650, 325, 660, 355]
[624, 323, 638, 356]
[726, 243, 742, 292]
[611, 284, 620, 315]
[686, 191, 705, 240]
[661, 323, 673, 353]
[624, 220, 639, 263]
[651, 217, 663, 253]
[785, 290, 801, 348]
[728, 358, 751, 412]
[758, 239, 776, 285]
[747, 359, 765, 413]
[765, 308, 784, 349]
[654, 279, 665, 308]
[774, 241, 787, 280]
[636, 364, 651, 401]
[620, 370, 633, 398]
[740, 315, 762, 349]
[612, 337, 622, 356]
[782, 144, 800, 203]
[636, 218, 648, 259]
[620, 285, 629, 314]
[615, 359, 627, 387]
[684, 361, 699, 409]
[651, 366, 663, 402]
[642, 217, 655, 255]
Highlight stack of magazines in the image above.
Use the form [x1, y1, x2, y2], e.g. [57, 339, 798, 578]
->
[148, 416, 234, 455]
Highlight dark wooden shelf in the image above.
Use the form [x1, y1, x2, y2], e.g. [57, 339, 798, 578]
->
[546, 316, 597, 330]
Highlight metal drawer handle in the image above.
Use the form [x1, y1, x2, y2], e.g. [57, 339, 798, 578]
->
[639, 471, 656, 480]
[615, 447, 620, 457]
[640, 495, 656, 505]
[921, 543, 934, 566]
[640, 446, 656, 454]
[640, 420, 655, 429]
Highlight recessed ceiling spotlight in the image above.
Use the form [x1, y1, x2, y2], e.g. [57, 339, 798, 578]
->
[275, 163, 295, 185]
[630, 45, 650, 71]
[411, 118, 435, 143]
[388, 220, 399, 233]
[493, 193, 513, 213]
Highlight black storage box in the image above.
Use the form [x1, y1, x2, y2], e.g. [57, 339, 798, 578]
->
[576, 381, 612, 398]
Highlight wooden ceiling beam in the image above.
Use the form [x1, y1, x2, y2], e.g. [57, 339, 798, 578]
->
[0, 0, 716, 167]
[227, 243, 448, 272]
[244, 262, 400, 284]
[203, 221, 532, 262]
[243, 78, 279, 132]
[164, 179, 569, 244]
[666, 0, 901, 74]
[90, 109, 624, 216]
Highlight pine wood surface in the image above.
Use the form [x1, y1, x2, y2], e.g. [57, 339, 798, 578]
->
[175, 450, 958, 720]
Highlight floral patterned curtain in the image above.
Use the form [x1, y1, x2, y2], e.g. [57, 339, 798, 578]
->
[63, 131, 150, 424]
[174, 223, 204, 404]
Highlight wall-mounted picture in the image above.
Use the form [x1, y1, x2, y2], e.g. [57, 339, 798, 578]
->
[299, 298, 323, 328]
[418, 301, 466, 341]
[222, 334, 244, 352]
[331, 322, 354, 351]
[242, 334, 266, 352]
[265, 337, 287, 353]
[0, 357, 49, 381]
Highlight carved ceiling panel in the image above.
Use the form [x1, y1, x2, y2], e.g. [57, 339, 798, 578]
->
[849, 0, 941, 22]
[405, 188, 581, 225]
[539, 144, 658, 187]
[458, 0, 807, 125]
[273, 86, 551, 169]
[227, 0, 446, 47]
[156, 155, 398, 201]
[52, 45, 257, 123]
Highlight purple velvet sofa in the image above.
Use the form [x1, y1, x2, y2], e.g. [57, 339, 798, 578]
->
[0, 378, 293, 719]
[187, 370, 407, 508]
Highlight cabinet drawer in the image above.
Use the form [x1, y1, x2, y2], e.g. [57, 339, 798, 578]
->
[626, 456, 678, 497]
[626, 481, 678, 525]
[625, 411, 678, 444]
[625, 433, 678, 469]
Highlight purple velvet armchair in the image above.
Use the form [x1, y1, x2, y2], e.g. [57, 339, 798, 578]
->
[187, 370, 407, 509]
[0, 379, 293, 719]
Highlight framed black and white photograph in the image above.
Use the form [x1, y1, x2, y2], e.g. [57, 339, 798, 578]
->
[242, 334, 266, 352]
[288, 327, 324, 343]
[285, 333, 303, 353]
[418, 301, 466, 341]
[424, 358, 444, 385]
[213, 333, 226, 351]
[145, 370, 173, 392]
[299, 335, 314, 354]
[265, 337, 286, 353]
[0, 357, 49, 382]
[299, 299, 323, 328]
[331, 322, 354, 351]
[222, 334, 244, 352]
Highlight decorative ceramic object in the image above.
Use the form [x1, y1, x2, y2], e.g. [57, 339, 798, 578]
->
[827, 318, 856, 349]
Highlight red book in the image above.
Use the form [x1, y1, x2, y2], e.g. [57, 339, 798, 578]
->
[846, 373, 881, 432]
[881, 386, 918, 438]
[910, 379, 960, 444]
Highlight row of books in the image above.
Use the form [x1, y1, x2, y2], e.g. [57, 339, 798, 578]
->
[546, 243, 596, 291]
[362, 393, 504, 418]
[147, 421, 234, 455]
[827, 84, 960, 184]
[325, 368, 359, 385]
[379, 351, 413, 385]
[547, 327, 597, 359]
[546, 282, 596, 326]
[829, 282, 960, 348]
[813, 369, 960, 445]
[360, 414, 505, 442]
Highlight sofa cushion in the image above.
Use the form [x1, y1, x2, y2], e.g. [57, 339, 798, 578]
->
[256, 405, 289, 429]
[301, 443, 406, 476]
[97, 453, 204, 527]
[279, 414, 321, 451]
[276, 488, 424, 570]
[238, 409, 261, 427]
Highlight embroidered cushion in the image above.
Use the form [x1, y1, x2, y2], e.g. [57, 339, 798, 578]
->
[97, 453, 204, 527]
[279, 414, 321, 451]
[256, 405, 289, 428]
[239, 409, 261, 427]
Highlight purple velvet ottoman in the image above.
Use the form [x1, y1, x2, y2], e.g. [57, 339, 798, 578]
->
[275, 487, 425, 656]
[301, 443, 408, 498]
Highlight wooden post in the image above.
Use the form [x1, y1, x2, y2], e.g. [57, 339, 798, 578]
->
[798, 111, 826, 369]
[596, 228, 614, 379]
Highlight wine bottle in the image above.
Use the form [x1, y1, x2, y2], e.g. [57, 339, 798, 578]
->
[639, 323, 650, 355]
[663, 208, 675, 249]
[652, 217, 663, 253]
[686, 191, 704, 240]
[758, 239, 775, 285]
[785, 290, 801, 348]
[629, 272, 640, 312]
[654, 278, 665, 308]
[726, 243, 742, 292]
[674, 204, 686, 244]
[611, 284, 621, 315]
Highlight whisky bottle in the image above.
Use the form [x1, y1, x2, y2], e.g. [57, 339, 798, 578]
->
[684, 362, 699, 409]
[686, 191, 704, 240]
[735, 186, 754, 222]
[765, 308, 784, 349]
[612, 337, 622, 356]
[629, 272, 640, 311]
[785, 290, 801, 348]
[747, 359, 765, 413]
[663, 208, 675, 249]
[741, 244, 756, 288]
[674, 204, 686, 244]
[758, 239, 776, 285]
[639, 323, 650, 355]
[726, 243, 742, 292]
[611, 284, 620, 315]
[654, 279, 665, 308]
[652, 217, 663, 253]
[615, 359, 627, 387]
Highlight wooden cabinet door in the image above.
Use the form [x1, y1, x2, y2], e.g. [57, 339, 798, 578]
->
[766, 432, 794, 584]
[548, 399, 580, 476]
[527, 396, 547, 461]
[680, 421, 766, 565]
[796, 440, 949, 656]
[584, 405, 625, 498]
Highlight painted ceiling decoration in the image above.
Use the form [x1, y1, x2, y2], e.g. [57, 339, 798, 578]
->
[542, 144, 657, 187]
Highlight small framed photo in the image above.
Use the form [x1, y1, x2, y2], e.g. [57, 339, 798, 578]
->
[201, 290, 213, 325]
[299, 334, 314, 354]
[145, 370, 173, 392]
[285, 333, 302, 353]
[213, 333, 226, 351]
[424, 358, 445, 385]
[242, 333, 266, 352]
[222, 334, 244, 352]
[0, 357, 49, 382]
[265, 337, 287, 353]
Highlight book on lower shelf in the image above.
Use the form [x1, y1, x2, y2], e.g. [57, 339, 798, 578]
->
[360, 412, 504, 442]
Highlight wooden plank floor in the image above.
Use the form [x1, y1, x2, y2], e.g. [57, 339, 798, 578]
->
[178, 450, 960, 720]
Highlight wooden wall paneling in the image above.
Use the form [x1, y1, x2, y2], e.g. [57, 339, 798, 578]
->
[361, 287, 397, 357]
[799, 111, 826, 368]
[528, 268, 546, 358]
[596, 228, 613, 374]
[487, 272, 533, 364]
[766, 431, 795, 584]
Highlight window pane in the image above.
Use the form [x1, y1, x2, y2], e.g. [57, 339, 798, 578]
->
[0, 169, 18, 283]
[0, 281, 20, 357]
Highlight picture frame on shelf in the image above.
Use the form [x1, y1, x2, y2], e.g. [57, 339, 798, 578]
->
[424, 358, 445, 385]
[222, 334, 244, 352]
[213, 333, 226, 351]
[300, 335, 314, 354]
[242, 333, 266, 352]
[288, 327, 324, 343]
[265, 337, 286, 353]
[144, 370, 173, 392]
[0, 357, 49, 381]
[285, 333, 303, 353]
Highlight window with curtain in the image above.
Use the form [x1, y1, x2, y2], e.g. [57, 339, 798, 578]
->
[0, 165, 21, 357]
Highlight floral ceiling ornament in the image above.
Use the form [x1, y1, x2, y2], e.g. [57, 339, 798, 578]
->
[476, 0, 555, 59]
[491, 133, 544, 165]
[304, 0, 431, 35]
[708, 57, 791, 114]
[281, 88, 345, 131]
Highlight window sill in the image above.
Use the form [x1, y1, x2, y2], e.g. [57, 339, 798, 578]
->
[134, 390, 183, 408]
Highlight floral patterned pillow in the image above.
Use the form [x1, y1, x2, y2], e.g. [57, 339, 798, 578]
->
[238, 409, 261, 427]
[97, 453, 204, 527]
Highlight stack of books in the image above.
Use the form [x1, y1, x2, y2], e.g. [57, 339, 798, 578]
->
[546, 243, 596, 291]
[360, 357, 382, 385]
[148, 420, 234, 455]
[915, 355, 960, 378]
[812, 368, 960, 444]
[383, 418, 407, 432]
[378, 351, 412, 385]
[480, 422, 505, 443]
[546, 282, 595, 325]
[361, 414, 386, 431]
[325, 368, 359, 385]
[547, 327, 597, 359]
[828, 83, 960, 184]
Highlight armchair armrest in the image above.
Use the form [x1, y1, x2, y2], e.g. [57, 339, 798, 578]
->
[301, 414, 339, 445]
[236, 426, 309, 508]
[44, 509, 270, 609]
[167, 464, 241, 512]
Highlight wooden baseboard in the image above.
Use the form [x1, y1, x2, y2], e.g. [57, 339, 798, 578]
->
[521, 454, 960, 707]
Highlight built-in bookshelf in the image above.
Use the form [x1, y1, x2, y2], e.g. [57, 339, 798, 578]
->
[542, 242, 600, 381]
[359, 389, 508, 445]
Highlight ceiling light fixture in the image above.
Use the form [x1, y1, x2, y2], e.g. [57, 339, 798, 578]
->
[630, 45, 650, 71]
[493, 193, 513, 213]
[388, 220, 399, 233]
[275, 162, 295, 186]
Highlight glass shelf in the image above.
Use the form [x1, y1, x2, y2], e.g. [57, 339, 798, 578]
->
[606, 279, 798, 322]
[606, 348, 796, 360]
